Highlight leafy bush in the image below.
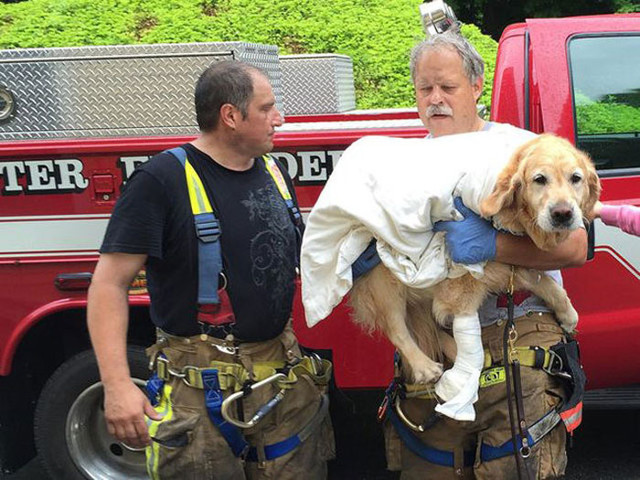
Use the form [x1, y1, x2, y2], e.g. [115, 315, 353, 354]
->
[0, 0, 498, 109]
[576, 93, 640, 134]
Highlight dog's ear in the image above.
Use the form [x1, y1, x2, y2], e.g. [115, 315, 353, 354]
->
[480, 145, 525, 217]
[579, 149, 601, 222]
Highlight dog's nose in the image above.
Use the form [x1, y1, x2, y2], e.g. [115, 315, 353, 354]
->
[550, 203, 574, 227]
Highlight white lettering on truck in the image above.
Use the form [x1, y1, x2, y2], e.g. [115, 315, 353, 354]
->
[0, 150, 346, 195]
[1, 159, 88, 194]
[271, 150, 343, 184]
[119, 156, 149, 183]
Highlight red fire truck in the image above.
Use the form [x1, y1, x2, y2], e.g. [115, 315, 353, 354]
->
[0, 9, 639, 480]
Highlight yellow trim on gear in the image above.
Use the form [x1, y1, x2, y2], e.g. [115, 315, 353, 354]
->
[146, 384, 174, 480]
[184, 160, 213, 215]
[263, 155, 292, 201]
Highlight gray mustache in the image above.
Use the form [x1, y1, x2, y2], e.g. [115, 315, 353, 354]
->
[426, 105, 453, 117]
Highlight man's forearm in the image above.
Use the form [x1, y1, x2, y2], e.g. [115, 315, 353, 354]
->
[494, 228, 588, 270]
[87, 281, 132, 387]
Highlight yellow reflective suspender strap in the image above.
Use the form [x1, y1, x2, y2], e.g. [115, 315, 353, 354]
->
[262, 155, 303, 265]
[263, 155, 292, 201]
[166, 147, 222, 308]
[184, 159, 214, 215]
[263, 155, 303, 227]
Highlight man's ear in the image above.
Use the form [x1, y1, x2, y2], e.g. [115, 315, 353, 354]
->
[473, 76, 484, 103]
[219, 103, 239, 130]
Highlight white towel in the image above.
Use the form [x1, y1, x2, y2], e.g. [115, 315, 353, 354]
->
[301, 123, 536, 327]
[300, 123, 536, 421]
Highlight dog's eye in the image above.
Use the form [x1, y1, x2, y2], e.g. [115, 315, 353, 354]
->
[533, 174, 547, 185]
[571, 173, 583, 184]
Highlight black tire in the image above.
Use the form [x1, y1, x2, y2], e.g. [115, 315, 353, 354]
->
[34, 346, 151, 480]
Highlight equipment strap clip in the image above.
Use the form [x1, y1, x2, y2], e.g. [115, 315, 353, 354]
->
[221, 373, 288, 428]
[542, 348, 571, 379]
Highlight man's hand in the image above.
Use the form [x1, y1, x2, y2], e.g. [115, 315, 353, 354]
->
[433, 197, 497, 264]
[103, 379, 162, 448]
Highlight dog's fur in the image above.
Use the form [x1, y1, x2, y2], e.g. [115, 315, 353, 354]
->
[349, 134, 601, 383]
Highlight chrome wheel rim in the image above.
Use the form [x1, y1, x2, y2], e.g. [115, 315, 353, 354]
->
[65, 379, 148, 480]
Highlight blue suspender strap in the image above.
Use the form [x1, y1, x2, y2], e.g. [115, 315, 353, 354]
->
[166, 147, 222, 306]
[194, 212, 222, 304]
[201, 368, 250, 458]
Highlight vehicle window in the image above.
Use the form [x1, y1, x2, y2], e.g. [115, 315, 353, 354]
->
[569, 35, 640, 171]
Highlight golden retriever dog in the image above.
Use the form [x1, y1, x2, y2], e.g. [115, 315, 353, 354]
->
[349, 134, 601, 385]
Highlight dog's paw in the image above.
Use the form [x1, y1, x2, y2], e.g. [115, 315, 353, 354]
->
[410, 361, 444, 384]
[557, 305, 579, 334]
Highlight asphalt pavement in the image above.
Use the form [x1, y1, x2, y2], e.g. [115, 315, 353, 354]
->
[5, 409, 640, 479]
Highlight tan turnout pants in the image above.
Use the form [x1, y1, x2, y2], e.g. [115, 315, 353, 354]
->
[384, 312, 569, 480]
[145, 323, 335, 480]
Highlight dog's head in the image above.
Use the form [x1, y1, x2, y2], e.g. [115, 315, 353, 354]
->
[480, 134, 601, 250]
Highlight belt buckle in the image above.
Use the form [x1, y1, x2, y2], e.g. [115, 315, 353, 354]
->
[213, 343, 237, 355]
[543, 349, 571, 379]
[181, 365, 200, 386]
[156, 356, 169, 380]
[543, 349, 563, 375]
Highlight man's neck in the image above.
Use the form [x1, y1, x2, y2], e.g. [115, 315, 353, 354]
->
[474, 117, 487, 132]
[191, 134, 255, 171]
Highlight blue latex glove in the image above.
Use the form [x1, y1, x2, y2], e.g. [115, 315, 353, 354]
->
[433, 197, 497, 264]
[352, 239, 381, 280]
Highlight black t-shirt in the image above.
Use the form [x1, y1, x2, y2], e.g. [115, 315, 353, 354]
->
[100, 143, 302, 341]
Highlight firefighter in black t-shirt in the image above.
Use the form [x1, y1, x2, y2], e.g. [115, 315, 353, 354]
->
[88, 61, 334, 480]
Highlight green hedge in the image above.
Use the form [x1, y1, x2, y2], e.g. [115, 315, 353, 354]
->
[576, 102, 640, 135]
[0, 0, 497, 110]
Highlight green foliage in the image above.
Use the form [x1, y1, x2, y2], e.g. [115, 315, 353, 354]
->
[0, 0, 498, 109]
[576, 93, 640, 134]
[447, 0, 620, 40]
[460, 23, 496, 109]
[614, 0, 640, 12]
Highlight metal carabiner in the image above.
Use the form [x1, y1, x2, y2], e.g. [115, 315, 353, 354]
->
[394, 396, 427, 432]
[309, 352, 324, 376]
[213, 343, 237, 355]
[221, 373, 287, 428]
[394, 391, 442, 432]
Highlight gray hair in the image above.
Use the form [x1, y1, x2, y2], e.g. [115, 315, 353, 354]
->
[409, 30, 485, 85]
[194, 60, 267, 132]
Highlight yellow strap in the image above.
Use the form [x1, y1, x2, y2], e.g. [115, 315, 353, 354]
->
[182, 154, 290, 218]
[483, 346, 551, 369]
[403, 383, 438, 400]
[160, 357, 332, 392]
[146, 384, 174, 480]
[404, 348, 552, 393]
[263, 155, 292, 201]
[184, 159, 213, 215]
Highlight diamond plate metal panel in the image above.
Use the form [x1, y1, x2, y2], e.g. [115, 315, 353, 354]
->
[280, 54, 356, 115]
[0, 42, 281, 140]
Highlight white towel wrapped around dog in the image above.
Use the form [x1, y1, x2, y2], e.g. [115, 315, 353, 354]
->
[301, 124, 535, 327]
[300, 124, 535, 421]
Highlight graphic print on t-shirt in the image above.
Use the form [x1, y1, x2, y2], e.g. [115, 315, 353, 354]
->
[242, 182, 295, 320]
